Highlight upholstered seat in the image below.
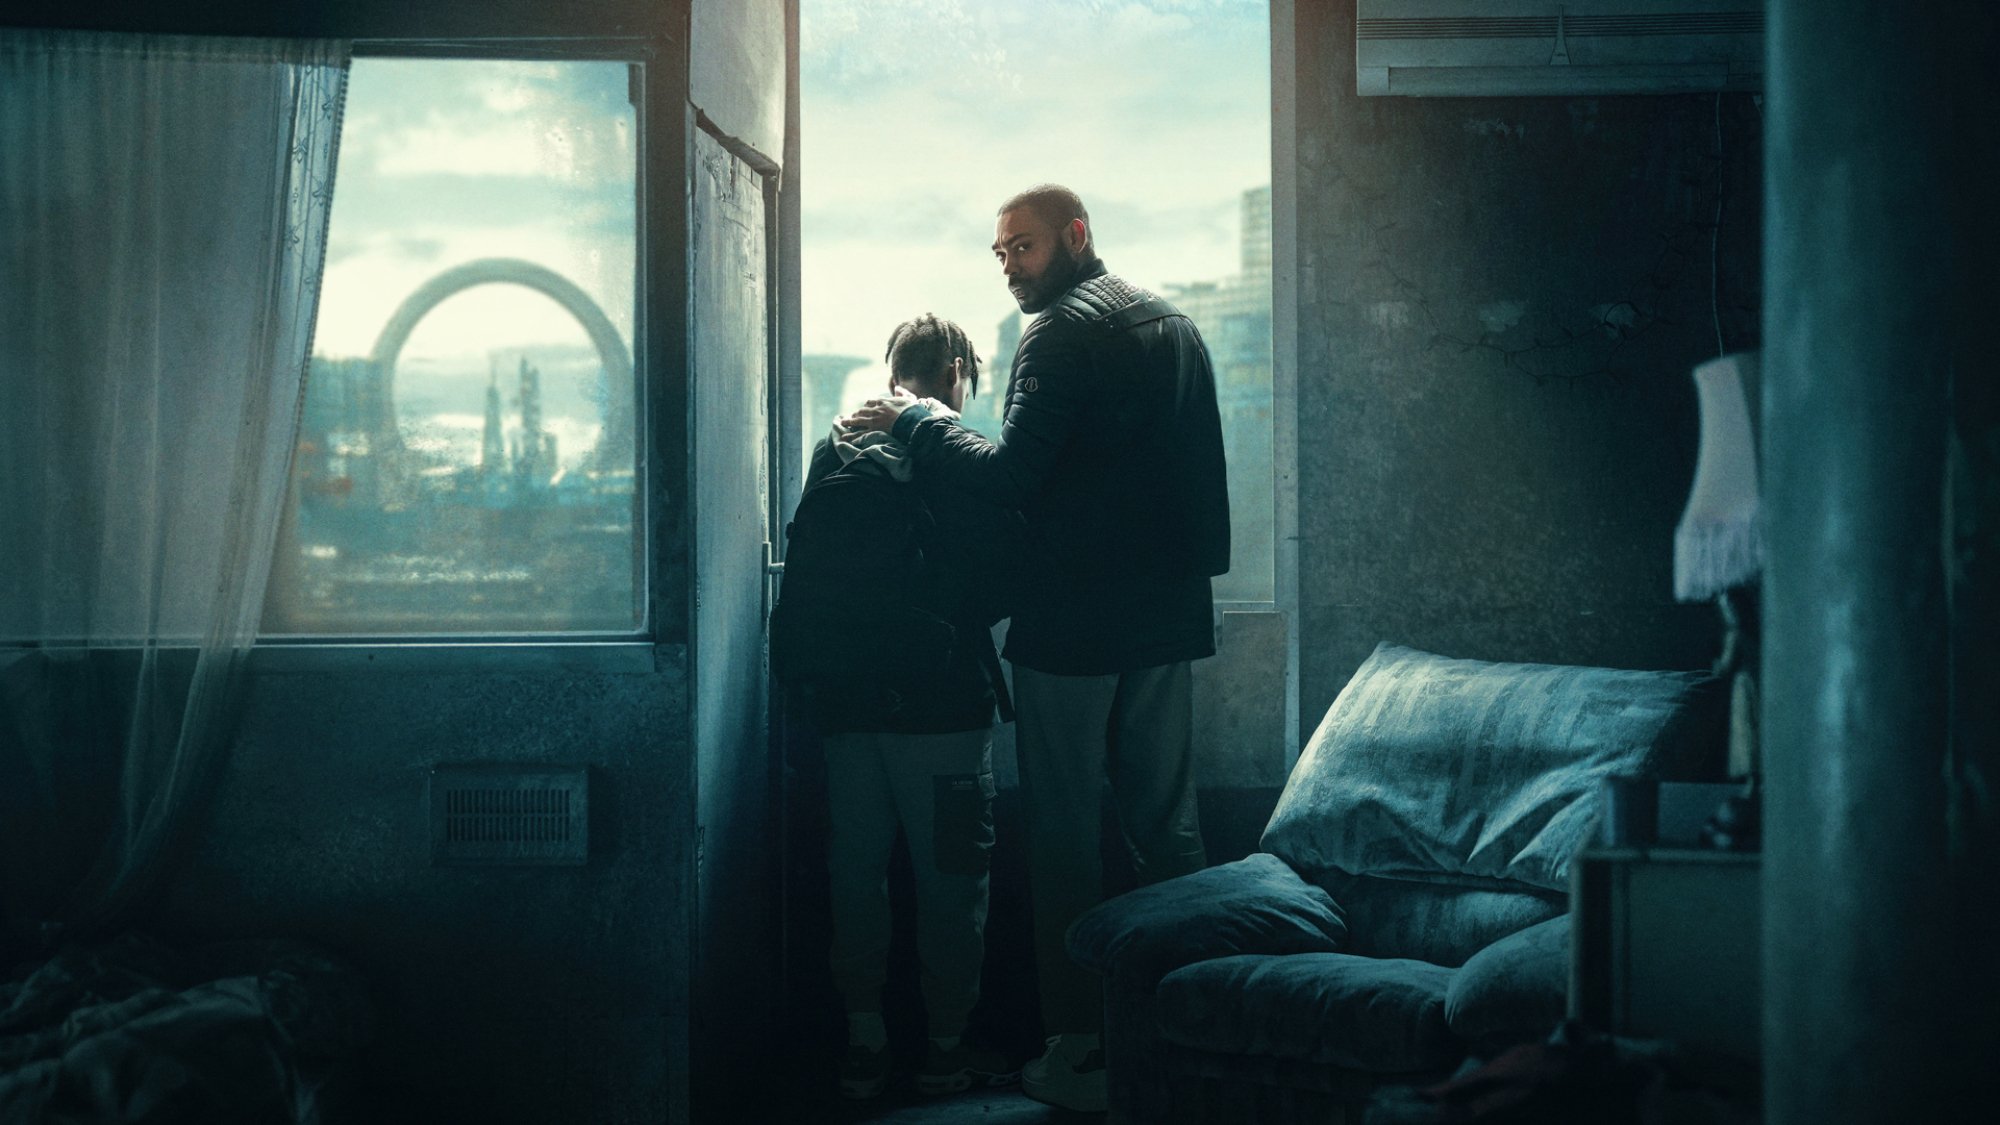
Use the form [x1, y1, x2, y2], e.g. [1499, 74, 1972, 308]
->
[1069, 642, 1724, 1123]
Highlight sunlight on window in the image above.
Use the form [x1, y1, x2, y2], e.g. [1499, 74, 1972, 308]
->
[801, 0, 1274, 601]
[264, 58, 642, 636]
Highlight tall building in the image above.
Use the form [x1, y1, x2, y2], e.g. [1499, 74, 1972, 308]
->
[992, 309, 1022, 376]
[516, 356, 557, 490]
[1164, 184, 1273, 380]
[594, 360, 634, 475]
[298, 355, 392, 508]
[1162, 184, 1275, 602]
[481, 363, 506, 478]
[1241, 183, 1272, 281]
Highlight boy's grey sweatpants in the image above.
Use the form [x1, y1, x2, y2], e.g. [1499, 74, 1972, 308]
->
[823, 726, 996, 1037]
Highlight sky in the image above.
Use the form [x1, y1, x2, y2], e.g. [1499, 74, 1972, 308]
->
[802, 0, 1271, 390]
[304, 6, 1270, 465]
[311, 58, 637, 470]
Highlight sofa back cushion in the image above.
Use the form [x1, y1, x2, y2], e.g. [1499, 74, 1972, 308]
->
[1262, 643, 1722, 893]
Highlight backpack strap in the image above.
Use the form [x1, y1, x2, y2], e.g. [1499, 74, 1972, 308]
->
[974, 631, 1015, 723]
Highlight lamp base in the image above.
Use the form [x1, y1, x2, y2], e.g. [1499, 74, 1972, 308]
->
[1728, 665, 1759, 779]
[1715, 586, 1761, 781]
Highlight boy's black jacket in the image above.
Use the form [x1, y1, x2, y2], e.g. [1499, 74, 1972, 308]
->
[774, 438, 1022, 736]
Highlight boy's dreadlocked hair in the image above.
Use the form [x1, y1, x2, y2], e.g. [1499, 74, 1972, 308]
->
[884, 313, 982, 399]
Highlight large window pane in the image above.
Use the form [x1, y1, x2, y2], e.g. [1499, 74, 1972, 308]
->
[263, 58, 642, 635]
[801, 0, 1273, 601]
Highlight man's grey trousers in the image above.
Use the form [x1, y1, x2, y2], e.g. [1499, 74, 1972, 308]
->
[1013, 661, 1208, 1036]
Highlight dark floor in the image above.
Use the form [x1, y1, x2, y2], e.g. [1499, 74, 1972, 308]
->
[777, 1079, 1094, 1125]
[764, 784, 1286, 1125]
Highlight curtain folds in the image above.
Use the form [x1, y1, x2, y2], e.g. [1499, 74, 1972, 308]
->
[0, 31, 350, 943]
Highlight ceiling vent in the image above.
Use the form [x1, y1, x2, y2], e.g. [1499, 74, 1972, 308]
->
[1357, 1, 1764, 97]
[429, 764, 590, 866]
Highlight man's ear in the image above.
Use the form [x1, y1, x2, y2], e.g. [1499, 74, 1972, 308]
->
[949, 356, 965, 387]
[1067, 217, 1088, 253]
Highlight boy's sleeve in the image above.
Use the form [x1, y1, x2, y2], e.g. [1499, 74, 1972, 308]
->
[891, 318, 1091, 509]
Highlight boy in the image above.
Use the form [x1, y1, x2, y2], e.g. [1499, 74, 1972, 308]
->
[780, 314, 1021, 1099]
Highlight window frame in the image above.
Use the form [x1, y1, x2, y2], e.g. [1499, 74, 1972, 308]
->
[252, 38, 661, 670]
[1272, 0, 1302, 762]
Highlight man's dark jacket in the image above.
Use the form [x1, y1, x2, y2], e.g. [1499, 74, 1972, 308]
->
[891, 261, 1230, 675]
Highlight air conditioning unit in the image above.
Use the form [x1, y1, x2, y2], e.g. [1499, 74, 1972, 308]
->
[1357, 1, 1764, 97]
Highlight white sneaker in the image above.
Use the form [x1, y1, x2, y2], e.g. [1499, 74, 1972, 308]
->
[1021, 1033, 1107, 1113]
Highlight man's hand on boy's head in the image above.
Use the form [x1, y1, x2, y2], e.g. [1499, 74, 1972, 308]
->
[840, 389, 918, 434]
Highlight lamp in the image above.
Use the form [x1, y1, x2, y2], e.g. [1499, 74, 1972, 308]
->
[1675, 351, 1762, 800]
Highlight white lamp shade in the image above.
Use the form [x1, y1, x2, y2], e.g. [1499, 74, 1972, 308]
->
[1674, 351, 1762, 601]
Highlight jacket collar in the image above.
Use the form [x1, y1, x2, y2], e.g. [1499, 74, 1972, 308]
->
[1074, 258, 1108, 286]
[1044, 258, 1108, 311]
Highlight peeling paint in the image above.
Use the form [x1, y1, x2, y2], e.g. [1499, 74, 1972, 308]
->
[1591, 302, 1641, 338]
[1569, 99, 1600, 136]
[1369, 301, 1413, 330]
[1464, 117, 1527, 140]
[1478, 300, 1529, 334]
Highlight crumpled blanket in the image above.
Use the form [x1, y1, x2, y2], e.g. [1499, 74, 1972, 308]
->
[0, 933, 373, 1125]
[1362, 1020, 1758, 1125]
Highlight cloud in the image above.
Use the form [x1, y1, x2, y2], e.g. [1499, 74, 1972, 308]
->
[800, 0, 1270, 362]
[336, 57, 634, 184]
[314, 224, 635, 361]
[312, 59, 637, 362]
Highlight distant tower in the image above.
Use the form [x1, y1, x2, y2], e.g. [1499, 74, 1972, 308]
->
[519, 357, 542, 441]
[994, 311, 1023, 377]
[1241, 185, 1273, 281]
[516, 356, 555, 489]
[594, 361, 633, 474]
[481, 360, 506, 477]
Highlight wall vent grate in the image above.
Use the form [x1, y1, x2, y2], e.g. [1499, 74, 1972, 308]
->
[429, 765, 589, 865]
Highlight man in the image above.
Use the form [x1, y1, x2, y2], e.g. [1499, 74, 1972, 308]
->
[778, 315, 1021, 1101]
[841, 185, 1231, 1113]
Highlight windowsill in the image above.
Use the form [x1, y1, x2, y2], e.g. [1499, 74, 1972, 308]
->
[247, 640, 665, 674]
[0, 640, 669, 675]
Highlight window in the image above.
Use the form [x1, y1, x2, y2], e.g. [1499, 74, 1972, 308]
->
[262, 57, 643, 636]
[800, 0, 1274, 602]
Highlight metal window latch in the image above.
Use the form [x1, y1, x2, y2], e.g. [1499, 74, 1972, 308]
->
[764, 541, 783, 576]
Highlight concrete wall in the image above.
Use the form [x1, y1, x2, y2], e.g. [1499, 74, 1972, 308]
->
[690, 0, 786, 167]
[1761, 3, 2000, 1118]
[1291, 1, 1757, 717]
[161, 660, 686, 1124]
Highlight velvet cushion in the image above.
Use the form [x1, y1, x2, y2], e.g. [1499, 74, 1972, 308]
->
[1068, 853, 1347, 983]
[1263, 643, 1723, 893]
[1317, 872, 1565, 968]
[1156, 953, 1459, 1072]
[1443, 913, 1571, 1046]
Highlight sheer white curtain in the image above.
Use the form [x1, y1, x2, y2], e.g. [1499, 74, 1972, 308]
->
[0, 31, 349, 941]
